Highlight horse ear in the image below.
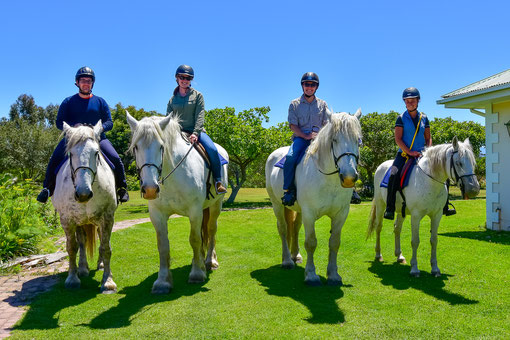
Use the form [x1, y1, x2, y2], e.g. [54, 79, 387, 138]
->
[159, 114, 173, 131]
[452, 136, 459, 151]
[126, 111, 139, 132]
[464, 137, 470, 146]
[63, 122, 71, 135]
[93, 120, 103, 137]
[354, 108, 362, 119]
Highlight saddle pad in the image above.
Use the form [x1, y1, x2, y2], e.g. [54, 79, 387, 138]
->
[274, 151, 306, 169]
[380, 158, 416, 189]
[54, 151, 115, 175]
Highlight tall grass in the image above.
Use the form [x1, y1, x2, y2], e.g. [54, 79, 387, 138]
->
[11, 199, 510, 338]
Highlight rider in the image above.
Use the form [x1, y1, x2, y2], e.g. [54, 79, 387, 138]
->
[37, 66, 130, 203]
[281, 72, 331, 206]
[384, 87, 455, 219]
[166, 64, 227, 195]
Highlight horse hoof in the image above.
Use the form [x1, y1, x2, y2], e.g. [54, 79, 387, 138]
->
[397, 257, 406, 264]
[77, 268, 89, 277]
[305, 277, 322, 286]
[65, 277, 81, 290]
[409, 272, 420, 278]
[281, 261, 295, 269]
[431, 270, 441, 277]
[152, 282, 172, 294]
[206, 261, 219, 271]
[292, 254, 303, 264]
[188, 272, 206, 283]
[101, 287, 117, 294]
[327, 278, 343, 286]
[375, 256, 384, 262]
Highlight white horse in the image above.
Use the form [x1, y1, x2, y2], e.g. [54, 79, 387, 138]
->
[265, 110, 362, 286]
[367, 137, 480, 277]
[126, 112, 228, 294]
[51, 121, 118, 293]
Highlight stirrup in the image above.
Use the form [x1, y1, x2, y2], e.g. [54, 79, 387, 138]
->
[383, 209, 395, 220]
[215, 182, 227, 195]
[37, 188, 50, 203]
[281, 190, 296, 206]
[443, 202, 456, 216]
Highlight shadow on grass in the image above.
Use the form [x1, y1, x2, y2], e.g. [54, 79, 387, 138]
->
[14, 265, 208, 331]
[439, 230, 510, 245]
[368, 261, 478, 305]
[87, 265, 209, 329]
[250, 265, 347, 324]
[14, 270, 103, 330]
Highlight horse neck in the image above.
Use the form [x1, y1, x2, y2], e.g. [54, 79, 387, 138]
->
[162, 129, 189, 170]
[420, 146, 451, 183]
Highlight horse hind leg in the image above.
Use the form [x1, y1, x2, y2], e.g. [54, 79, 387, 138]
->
[394, 214, 406, 264]
[290, 212, 303, 264]
[429, 214, 442, 277]
[277, 207, 295, 269]
[188, 209, 207, 283]
[204, 207, 220, 271]
[76, 226, 90, 277]
[369, 199, 384, 262]
[409, 215, 422, 277]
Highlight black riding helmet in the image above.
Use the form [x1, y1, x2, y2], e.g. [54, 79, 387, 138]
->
[175, 64, 194, 78]
[301, 72, 319, 88]
[402, 87, 420, 100]
[75, 66, 95, 82]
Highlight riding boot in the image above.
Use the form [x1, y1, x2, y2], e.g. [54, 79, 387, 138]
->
[351, 190, 362, 204]
[117, 188, 130, 203]
[282, 189, 296, 206]
[37, 188, 51, 203]
[443, 197, 456, 216]
[384, 174, 398, 220]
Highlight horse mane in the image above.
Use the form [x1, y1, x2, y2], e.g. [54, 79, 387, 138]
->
[128, 115, 182, 166]
[422, 139, 475, 177]
[305, 112, 362, 162]
[65, 124, 99, 153]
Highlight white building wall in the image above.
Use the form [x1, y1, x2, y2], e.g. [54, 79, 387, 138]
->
[485, 106, 500, 229]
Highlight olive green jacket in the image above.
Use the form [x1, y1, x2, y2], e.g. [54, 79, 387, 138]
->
[166, 87, 205, 136]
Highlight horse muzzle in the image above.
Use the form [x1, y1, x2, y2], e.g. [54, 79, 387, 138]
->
[74, 188, 94, 202]
[339, 173, 358, 188]
[460, 176, 480, 200]
[141, 184, 160, 200]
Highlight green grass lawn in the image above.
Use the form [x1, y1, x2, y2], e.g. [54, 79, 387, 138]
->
[11, 199, 510, 338]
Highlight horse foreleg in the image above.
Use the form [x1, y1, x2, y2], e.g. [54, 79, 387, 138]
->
[291, 212, 303, 264]
[394, 214, 406, 264]
[430, 213, 442, 277]
[96, 225, 104, 270]
[99, 215, 117, 294]
[276, 206, 293, 269]
[151, 211, 173, 294]
[205, 204, 220, 271]
[409, 215, 422, 277]
[303, 215, 320, 286]
[327, 211, 348, 286]
[76, 226, 90, 277]
[188, 211, 207, 283]
[64, 225, 81, 289]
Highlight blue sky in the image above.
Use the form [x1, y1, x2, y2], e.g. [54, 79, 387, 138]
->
[2, 0, 509, 126]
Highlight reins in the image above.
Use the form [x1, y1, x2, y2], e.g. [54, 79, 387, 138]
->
[159, 143, 194, 185]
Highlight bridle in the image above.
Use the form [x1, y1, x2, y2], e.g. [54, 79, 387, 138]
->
[317, 142, 359, 176]
[69, 150, 100, 187]
[134, 143, 194, 186]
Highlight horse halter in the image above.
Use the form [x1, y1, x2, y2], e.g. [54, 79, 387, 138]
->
[135, 146, 164, 185]
[69, 151, 100, 186]
[449, 150, 476, 195]
[318, 143, 359, 176]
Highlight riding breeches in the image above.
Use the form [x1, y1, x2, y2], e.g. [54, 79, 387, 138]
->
[283, 137, 311, 191]
[198, 132, 223, 182]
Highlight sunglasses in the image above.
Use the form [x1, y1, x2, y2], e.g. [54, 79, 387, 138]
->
[78, 78, 93, 84]
[303, 82, 317, 88]
[178, 75, 193, 81]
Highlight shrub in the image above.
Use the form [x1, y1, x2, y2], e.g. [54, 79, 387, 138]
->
[0, 173, 60, 262]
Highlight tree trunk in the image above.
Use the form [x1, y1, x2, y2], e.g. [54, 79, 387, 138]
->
[226, 165, 247, 204]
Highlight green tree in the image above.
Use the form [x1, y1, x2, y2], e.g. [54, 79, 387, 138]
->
[107, 103, 163, 175]
[205, 107, 284, 203]
[429, 117, 485, 158]
[359, 111, 399, 186]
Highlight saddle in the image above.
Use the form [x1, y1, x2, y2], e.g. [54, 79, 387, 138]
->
[273, 149, 308, 169]
[380, 158, 416, 190]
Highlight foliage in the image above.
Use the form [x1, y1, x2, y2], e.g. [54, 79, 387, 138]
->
[11, 200, 510, 339]
[0, 118, 60, 182]
[429, 117, 485, 157]
[7, 94, 59, 127]
[205, 107, 291, 202]
[0, 173, 59, 262]
[108, 103, 163, 176]
[359, 111, 399, 186]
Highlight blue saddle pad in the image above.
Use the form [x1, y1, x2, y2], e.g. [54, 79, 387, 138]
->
[274, 152, 306, 169]
[54, 151, 116, 175]
[380, 158, 416, 189]
[219, 154, 228, 166]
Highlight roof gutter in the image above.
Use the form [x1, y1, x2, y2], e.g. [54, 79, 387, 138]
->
[470, 109, 486, 117]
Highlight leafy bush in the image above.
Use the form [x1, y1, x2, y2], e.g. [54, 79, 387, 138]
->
[0, 173, 60, 262]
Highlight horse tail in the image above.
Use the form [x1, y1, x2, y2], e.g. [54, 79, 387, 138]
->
[201, 208, 210, 250]
[284, 208, 297, 247]
[366, 200, 377, 240]
[83, 224, 96, 259]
